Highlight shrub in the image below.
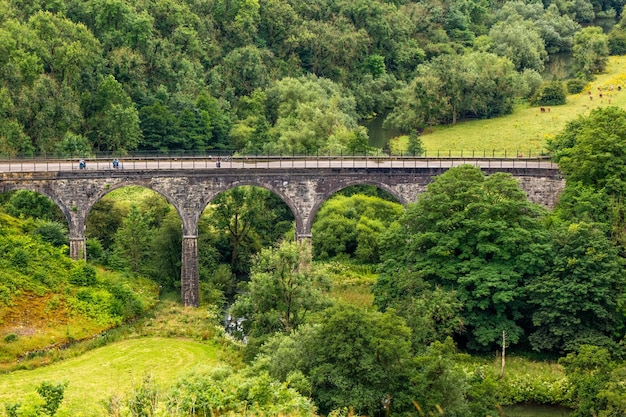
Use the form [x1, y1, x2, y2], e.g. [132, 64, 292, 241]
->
[32, 221, 69, 247]
[608, 27, 626, 55]
[532, 81, 566, 106]
[69, 261, 97, 286]
[86, 238, 106, 265]
[566, 79, 588, 94]
[4, 333, 18, 343]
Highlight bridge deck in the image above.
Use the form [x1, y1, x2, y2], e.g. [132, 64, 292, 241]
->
[0, 156, 558, 173]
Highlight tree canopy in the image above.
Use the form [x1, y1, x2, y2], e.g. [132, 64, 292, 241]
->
[375, 165, 551, 351]
[0, 0, 620, 155]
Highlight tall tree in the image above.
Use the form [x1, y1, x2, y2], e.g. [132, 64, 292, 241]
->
[528, 222, 625, 353]
[111, 205, 155, 273]
[206, 186, 286, 276]
[385, 52, 520, 130]
[85, 75, 141, 152]
[257, 304, 414, 416]
[375, 165, 551, 351]
[573, 26, 609, 79]
[489, 17, 548, 72]
[230, 240, 329, 337]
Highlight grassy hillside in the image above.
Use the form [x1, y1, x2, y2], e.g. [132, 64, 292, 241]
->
[0, 212, 159, 369]
[413, 56, 626, 155]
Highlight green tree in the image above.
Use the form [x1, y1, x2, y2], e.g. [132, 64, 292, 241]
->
[138, 99, 177, 151]
[31, 219, 69, 248]
[549, 106, 626, 195]
[265, 75, 360, 154]
[258, 0, 302, 59]
[147, 209, 181, 289]
[536, 5, 581, 54]
[3, 190, 64, 222]
[258, 305, 414, 416]
[86, 198, 126, 251]
[6, 380, 68, 417]
[206, 186, 288, 276]
[212, 45, 275, 99]
[373, 268, 464, 350]
[489, 17, 548, 72]
[548, 106, 626, 249]
[16, 74, 83, 154]
[528, 222, 625, 353]
[532, 80, 567, 106]
[312, 193, 403, 263]
[85, 75, 141, 152]
[560, 345, 615, 417]
[573, 26, 609, 79]
[0, 87, 33, 157]
[111, 205, 155, 273]
[375, 165, 551, 351]
[411, 338, 498, 416]
[598, 364, 626, 416]
[230, 240, 329, 338]
[608, 25, 626, 54]
[385, 52, 520, 130]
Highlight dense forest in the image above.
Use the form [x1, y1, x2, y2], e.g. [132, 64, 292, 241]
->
[1, 0, 626, 156]
[3, 0, 626, 416]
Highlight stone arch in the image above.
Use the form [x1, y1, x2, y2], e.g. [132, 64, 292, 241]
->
[305, 179, 408, 235]
[197, 179, 302, 239]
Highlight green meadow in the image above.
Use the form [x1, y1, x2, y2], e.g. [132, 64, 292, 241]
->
[412, 56, 626, 155]
[0, 337, 224, 416]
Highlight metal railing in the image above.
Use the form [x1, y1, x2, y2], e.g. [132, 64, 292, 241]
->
[0, 152, 558, 173]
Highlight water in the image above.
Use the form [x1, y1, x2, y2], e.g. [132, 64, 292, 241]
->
[360, 116, 403, 149]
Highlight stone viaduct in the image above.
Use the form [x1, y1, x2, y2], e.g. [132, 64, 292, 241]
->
[0, 165, 565, 306]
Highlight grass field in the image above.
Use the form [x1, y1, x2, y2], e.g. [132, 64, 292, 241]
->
[0, 337, 224, 416]
[416, 56, 626, 155]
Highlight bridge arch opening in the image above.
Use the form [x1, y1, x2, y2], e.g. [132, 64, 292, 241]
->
[198, 184, 295, 304]
[310, 184, 404, 265]
[84, 185, 184, 295]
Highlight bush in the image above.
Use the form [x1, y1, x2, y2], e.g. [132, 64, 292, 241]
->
[532, 81, 566, 106]
[566, 79, 588, 94]
[4, 333, 18, 343]
[608, 27, 626, 55]
[86, 238, 107, 265]
[69, 261, 97, 286]
[32, 221, 69, 247]
[496, 373, 571, 406]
